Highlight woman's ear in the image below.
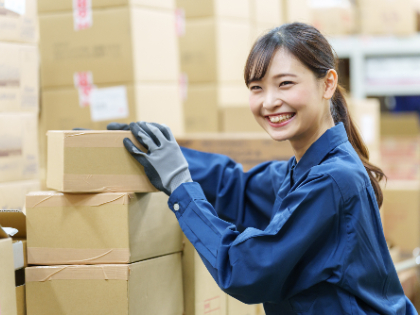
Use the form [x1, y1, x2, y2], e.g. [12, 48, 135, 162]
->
[323, 69, 338, 100]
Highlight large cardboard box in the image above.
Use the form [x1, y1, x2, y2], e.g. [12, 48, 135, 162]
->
[382, 181, 420, 255]
[177, 134, 294, 172]
[26, 253, 184, 315]
[176, 0, 250, 19]
[40, 6, 179, 88]
[250, 0, 283, 25]
[0, 210, 27, 270]
[0, 0, 38, 43]
[227, 296, 258, 315]
[0, 180, 40, 211]
[220, 107, 263, 133]
[26, 191, 182, 265]
[358, 0, 417, 35]
[0, 113, 39, 183]
[16, 284, 25, 315]
[179, 18, 251, 83]
[46, 130, 157, 192]
[0, 42, 39, 112]
[183, 83, 248, 133]
[183, 238, 228, 315]
[0, 229, 17, 315]
[38, 0, 175, 13]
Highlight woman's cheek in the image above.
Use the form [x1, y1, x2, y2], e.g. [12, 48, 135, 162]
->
[249, 94, 260, 115]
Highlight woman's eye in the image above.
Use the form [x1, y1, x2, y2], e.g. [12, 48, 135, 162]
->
[250, 86, 261, 91]
[280, 81, 293, 87]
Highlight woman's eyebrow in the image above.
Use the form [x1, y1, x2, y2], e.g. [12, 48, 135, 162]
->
[273, 73, 297, 79]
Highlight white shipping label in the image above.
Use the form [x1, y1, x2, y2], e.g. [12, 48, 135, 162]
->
[4, 0, 26, 15]
[89, 86, 129, 122]
[361, 115, 375, 145]
[73, 0, 92, 31]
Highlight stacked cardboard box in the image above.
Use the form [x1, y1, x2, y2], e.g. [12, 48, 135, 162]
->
[25, 130, 184, 314]
[177, 0, 283, 134]
[0, 0, 41, 211]
[37, 0, 184, 177]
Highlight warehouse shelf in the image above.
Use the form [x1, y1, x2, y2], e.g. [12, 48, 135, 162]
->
[328, 34, 420, 99]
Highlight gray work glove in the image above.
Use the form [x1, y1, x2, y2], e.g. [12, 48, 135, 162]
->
[124, 122, 192, 196]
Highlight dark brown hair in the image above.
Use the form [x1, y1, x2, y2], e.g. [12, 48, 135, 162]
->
[244, 22, 386, 207]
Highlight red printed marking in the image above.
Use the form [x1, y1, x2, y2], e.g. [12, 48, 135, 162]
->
[204, 296, 221, 314]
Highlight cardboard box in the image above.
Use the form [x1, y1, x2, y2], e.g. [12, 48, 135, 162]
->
[176, 0, 250, 19]
[26, 252, 184, 315]
[0, 42, 39, 113]
[179, 18, 251, 83]
[46, 130, 157, 192]
[285, 0, 356, 36]
[16, 284, 25, 315]
[399, 268, 418, 301]
[382, 181, 420, 255]
[0, 0, 38, 43]
[0, 209, 27, 270]
[0, 113, 39, 183]
[38, 0, 175, 13]
[250, 0, 283, 25]
[220, 107, 263, 133]
[183, 238, 228, 315]
[40, 6, 179, 88]
[227, 296, 258, 315]
[26, 191, 182, 265]
[183, 83, 248, 133]
[177, 133, 294, 172]
[0, 180, 40, 211]
[0, 228, 17, 315]
[358, 0, 417, 35]
[256, 304, 265, 315]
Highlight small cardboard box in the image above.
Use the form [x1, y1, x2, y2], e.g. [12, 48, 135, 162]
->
[46, 130, 156, 192]
[358, 0, 417, 36]
[179, 18, 251, 84]
[0, 42, 39, 113]
[26, 191, 182, 265]
[0, 0, 38, 43]
[176, 0, 250, 19]
[183, 238, 228, 315]
[0, 209, 27, 270]
[38, 0, 175, 13]
[0, 227, 17, 315]
[26, 253, 184, 315]
[182, 83, 248, 133]
[382, 181, 420, 255]
[0, 180, 40, 211]
[177, 134, 294, 172]
[40, 6, 179, 88]
[0, 113, 39, 183]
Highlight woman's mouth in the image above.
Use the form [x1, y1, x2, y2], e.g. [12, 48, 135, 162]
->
[265, 113, 296, 127]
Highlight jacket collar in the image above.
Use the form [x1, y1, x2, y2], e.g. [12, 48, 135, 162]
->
[291, 123, 348, 181]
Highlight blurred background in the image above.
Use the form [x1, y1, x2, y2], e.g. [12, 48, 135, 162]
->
[2, 0, 420, 314]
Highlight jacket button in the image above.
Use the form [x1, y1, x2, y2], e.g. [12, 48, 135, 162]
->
[174, 203, 180, 211]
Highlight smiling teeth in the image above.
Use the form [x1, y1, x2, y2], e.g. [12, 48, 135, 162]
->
[269, 114, 293, 123]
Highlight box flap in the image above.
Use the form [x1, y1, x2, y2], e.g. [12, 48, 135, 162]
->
[0, 224, 10, 239]
[0, 210, 26, 238]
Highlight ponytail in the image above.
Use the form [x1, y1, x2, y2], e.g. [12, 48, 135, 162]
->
[331, 85, 386, 208]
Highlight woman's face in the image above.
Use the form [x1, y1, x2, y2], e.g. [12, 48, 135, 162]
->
[248, 48, 335, 151]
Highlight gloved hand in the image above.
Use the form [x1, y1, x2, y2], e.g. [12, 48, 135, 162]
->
[107, 122, 129, 130]
[124, 121, 192, 196]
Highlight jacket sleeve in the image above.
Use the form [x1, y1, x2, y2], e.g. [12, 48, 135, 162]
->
[168, 172, 344, 304]
[181, 147, 289, 231]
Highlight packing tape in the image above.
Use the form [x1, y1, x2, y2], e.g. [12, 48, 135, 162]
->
[28, 247, 130, 265]
[26, 264, 129, 282]
[26, 192, 132, 208]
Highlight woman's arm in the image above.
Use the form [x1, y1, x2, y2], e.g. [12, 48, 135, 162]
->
[181, 147, 290, 231]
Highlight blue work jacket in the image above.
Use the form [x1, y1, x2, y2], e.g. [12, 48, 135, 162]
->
[168, 123, 417, 315]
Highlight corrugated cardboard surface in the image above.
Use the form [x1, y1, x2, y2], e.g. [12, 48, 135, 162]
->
[0, 180, 40, 211]
[38, 0, 175, 12]
[26, 191, 182, 264]
[0, 113, 39, 183]
[40, 6, 179, 88]
[220, 107, 262, 133]
[16, 285, 25, 315]
[250, 0, 282, 25]
[382, 181, 420, 254]
[26, 253, 183, 315]
[176, 0, 250, 19]
[46, 130, 157, 192]
[227, 295, 257, 315]
[0, 237, 17, 314]
[0, 0, 38, 43]
[177, 133, 294, 172]
[358, 0, 417, 35]
[0, 42, 39, 112]
[180, 18, 251, 83]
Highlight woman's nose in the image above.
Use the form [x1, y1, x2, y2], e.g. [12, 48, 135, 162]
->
[263, 93, 282, 109]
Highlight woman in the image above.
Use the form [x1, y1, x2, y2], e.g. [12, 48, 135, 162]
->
[110, 23, 417, 314]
